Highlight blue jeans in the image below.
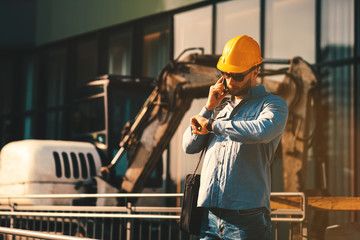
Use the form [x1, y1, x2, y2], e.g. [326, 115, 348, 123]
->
[200, 207, 272, 240]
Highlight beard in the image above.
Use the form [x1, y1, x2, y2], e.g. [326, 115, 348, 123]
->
[229, 78, 252, 97]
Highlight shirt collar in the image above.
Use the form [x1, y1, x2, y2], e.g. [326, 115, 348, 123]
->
[243, 85, 267, 100]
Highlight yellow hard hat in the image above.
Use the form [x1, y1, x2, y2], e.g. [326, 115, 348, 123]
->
[217, 35, 263, 73]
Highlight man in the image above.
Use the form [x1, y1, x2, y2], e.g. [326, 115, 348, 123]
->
[182, 35, 288, 240]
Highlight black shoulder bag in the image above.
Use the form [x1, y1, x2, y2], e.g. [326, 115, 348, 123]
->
[180, 148, 206, 235]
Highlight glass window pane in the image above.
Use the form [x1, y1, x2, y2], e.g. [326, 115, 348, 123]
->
[22, 55, 38, 139]
[174, 6, 212, 58]
[265, 0, 315, 63]
[46, 111, 63, 139]
[73, 96, 105, 135]
[23, 56, 38, 111]
[216, 0, 260, 54]
[357, 63, 360, 197]
[109, 30, 132, 75]
[77, 38, 98, 85]
[0, 60, 14, 146]
[321, 65, 353, 197]
[44, 47, 67, 140]
[47, 48, 66, 107]
[0, 61, 13, 115]
[321, 64, 354, 225]
[142, 20, 169, 78]
[321, 0, 354, 61]
[358, 5, 360, 56]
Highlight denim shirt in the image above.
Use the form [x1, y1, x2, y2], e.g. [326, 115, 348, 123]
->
[182, 85, 288, 211]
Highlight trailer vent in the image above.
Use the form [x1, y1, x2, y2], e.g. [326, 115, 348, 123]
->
[53, 152, 62, 178]
[52, 151, 96, 179]
[87, 153, 96, 177]
[62, 152, 71, 178]
[70, 152, 80, 179]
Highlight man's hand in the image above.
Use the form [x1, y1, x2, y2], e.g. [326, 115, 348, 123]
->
[191, 115, 210, 135]
[205, 77, 229, 111]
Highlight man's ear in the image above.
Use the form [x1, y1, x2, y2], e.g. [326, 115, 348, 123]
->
[253, 67, 259, 77]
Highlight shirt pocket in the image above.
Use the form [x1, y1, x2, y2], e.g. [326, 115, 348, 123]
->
[232, 111, 257, 121]
[242, 112, 257, 120]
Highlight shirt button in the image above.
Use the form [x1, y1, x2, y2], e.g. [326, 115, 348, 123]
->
[218, 161, 222, 165]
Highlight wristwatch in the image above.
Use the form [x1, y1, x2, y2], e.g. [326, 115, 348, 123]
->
[206, 118, 214, 132]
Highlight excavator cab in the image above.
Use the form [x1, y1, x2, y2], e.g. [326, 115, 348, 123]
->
[71, 75, 163, 189]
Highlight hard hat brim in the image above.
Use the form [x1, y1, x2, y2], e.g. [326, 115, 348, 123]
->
[217, 56, 263, 73]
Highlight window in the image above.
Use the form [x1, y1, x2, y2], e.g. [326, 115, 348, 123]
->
[73, 96, 106, 136]
[0, 61, 13, 116]
[22, 55, 38, 139]
[0, 60, 14, 146]
[319, 0, 355, 225]
[174, 6, 212, 58]
[77, 37, 98, 86]
[141, 20, 170, 78]
[108, 30, 132, 75]
[265, 0, 315, 63]
[357, 63, 360, 198]
[45, 47, 67, 139]
[321, 65, 353, 195]
[216, 0, 260, 54]
[321, 0, 354, 61]
[320, 64, 354, 224]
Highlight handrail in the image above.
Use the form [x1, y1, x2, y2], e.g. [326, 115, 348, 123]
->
[0, 226, 97, 240]
[270, 192, 306, 222]
[0, 193, 183, 199]
[0, 192, 306, 222]
[0, 211, 179, 219]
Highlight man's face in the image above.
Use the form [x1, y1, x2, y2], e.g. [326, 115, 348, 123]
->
[221, 67, 258, 97]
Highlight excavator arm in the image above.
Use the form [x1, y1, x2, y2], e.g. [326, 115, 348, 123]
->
[101, 50, 319, 194]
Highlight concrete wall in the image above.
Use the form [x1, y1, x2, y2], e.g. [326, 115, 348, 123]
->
[35, 0, 204, 46]
[0, 1, 36, 48]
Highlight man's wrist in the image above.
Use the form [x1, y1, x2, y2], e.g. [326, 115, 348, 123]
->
[205, 105, 215, 111]
[206, 118, 214, 132]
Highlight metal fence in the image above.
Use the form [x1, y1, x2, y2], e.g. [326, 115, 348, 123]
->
[0, 192, 307, 240]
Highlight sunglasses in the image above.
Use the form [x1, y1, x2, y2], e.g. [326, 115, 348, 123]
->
[220, 66, 257, 82]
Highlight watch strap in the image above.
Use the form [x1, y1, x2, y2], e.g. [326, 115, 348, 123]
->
[206, 118, 214, 131]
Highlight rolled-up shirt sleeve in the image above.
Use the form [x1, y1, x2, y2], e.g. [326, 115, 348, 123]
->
[212, 97, 288, 144]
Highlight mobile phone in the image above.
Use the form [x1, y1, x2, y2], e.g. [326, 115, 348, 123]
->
[222, 78, 228, 92]
[194, 120, 202, 131]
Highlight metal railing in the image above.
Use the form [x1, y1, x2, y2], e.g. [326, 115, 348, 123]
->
[271, 192, 308, 240]
[0, 192, 307, 240]
[0, 226, 96, 240]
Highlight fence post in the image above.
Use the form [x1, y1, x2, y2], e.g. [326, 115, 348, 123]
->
[302, 195, 309, 240]
[126, 202, 132, 240]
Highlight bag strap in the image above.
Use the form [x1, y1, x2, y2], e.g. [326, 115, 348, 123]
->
[192, 148, 206, 177]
